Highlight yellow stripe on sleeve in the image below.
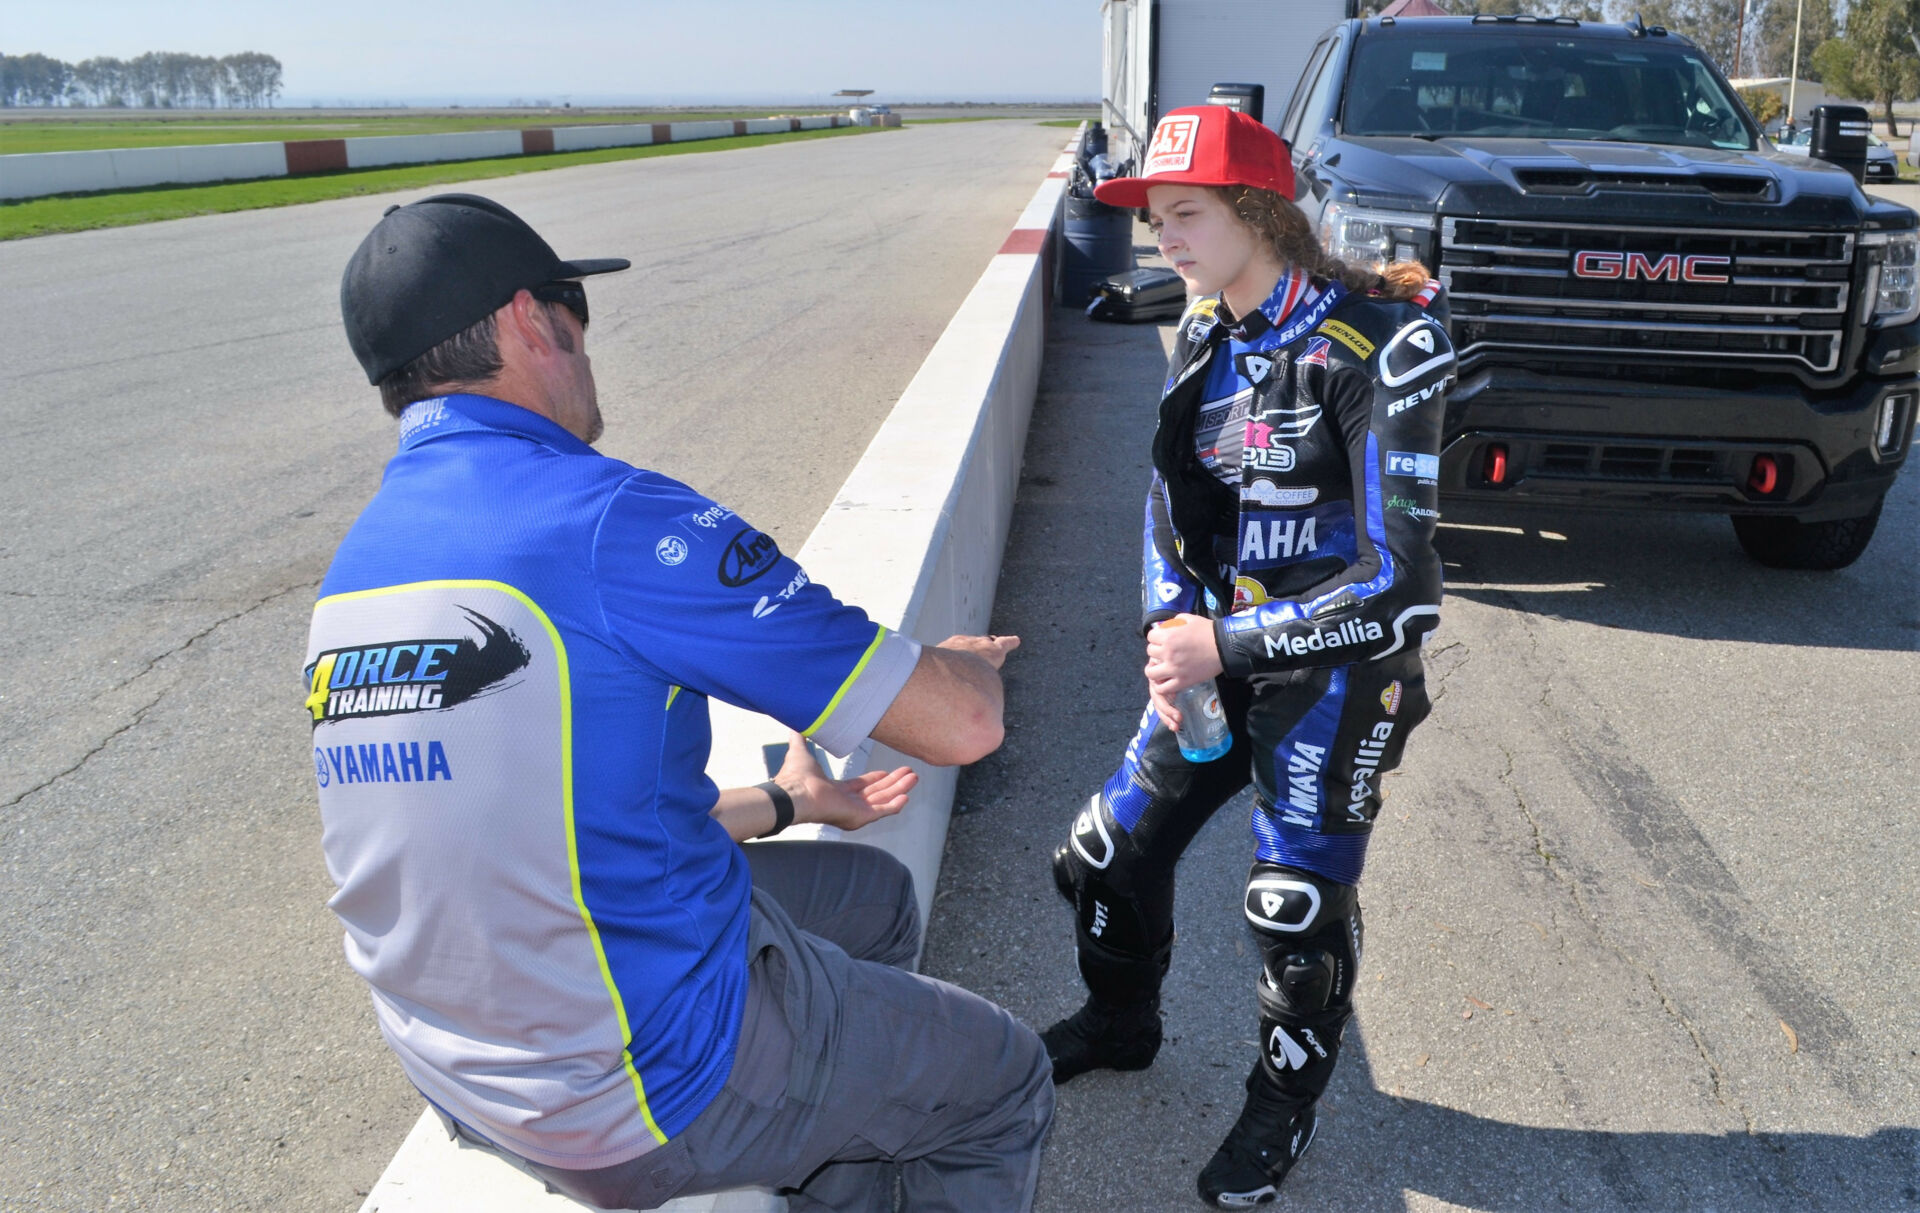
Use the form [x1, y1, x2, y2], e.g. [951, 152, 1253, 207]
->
[802, 625, 889, 737]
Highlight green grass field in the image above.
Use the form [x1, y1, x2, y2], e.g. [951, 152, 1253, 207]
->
[0, 125, 879, 241]
[0, 111, 844, 155]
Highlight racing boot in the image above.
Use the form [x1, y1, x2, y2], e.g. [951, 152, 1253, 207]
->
[1040, 991, 1163, 1084]
[1045, 836, 1170, 1083]
[1195, 1063, 1319, 1208]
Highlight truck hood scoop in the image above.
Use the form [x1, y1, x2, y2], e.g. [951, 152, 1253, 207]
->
[1466, 140, 1779, 202]
[1511, 165, 1775, 201]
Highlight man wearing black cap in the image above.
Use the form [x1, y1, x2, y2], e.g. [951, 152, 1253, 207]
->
[310, 194, 1052, 1211]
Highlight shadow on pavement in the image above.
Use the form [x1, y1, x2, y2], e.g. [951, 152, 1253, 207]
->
[1327, 1039, 1920, 1212]
[1434, 482, 1919, 652]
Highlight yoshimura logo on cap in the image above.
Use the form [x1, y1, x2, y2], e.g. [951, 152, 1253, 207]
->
[1144, 115, 1200, 175]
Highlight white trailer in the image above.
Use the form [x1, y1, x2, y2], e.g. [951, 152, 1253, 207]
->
[1101, 0, 1358, 167]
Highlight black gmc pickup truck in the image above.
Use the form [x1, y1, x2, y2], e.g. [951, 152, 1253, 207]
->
[1276, 14, 1917, 568]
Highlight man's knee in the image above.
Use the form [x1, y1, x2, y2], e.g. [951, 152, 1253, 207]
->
[958, 996, 1056, 1139]
[828, 843, 920, 969]
[752, 839, 921, 967]
[865, 847, 921, 969]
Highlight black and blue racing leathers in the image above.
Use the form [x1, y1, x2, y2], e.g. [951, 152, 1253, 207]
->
[1054, 271, 1454, 1102]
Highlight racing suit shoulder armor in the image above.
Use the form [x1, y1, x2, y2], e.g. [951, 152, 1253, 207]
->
[1313, 290, 1454, 385]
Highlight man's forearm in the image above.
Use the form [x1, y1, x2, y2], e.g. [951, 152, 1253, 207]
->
[929, 645, 1004, 716]
[870, 643, 1007, 767]
[710, 784, 782, 844]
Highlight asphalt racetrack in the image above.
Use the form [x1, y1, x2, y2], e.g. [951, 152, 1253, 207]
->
[920, 259, 1920, 1208]
[0, 118, 1068, 1212]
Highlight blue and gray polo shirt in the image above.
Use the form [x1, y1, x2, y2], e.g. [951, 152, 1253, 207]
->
[304, 393, 919, 1169]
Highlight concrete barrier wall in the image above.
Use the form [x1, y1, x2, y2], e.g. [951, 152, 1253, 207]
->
[548, 124, 657, 153]
[354, 126, 1083, 1213]
[702, 148, 1072, 932]
[114, 142, 292, 190]
[344, 129, 526, 169]
[0, 141, 289, 198]
[0, 115, 852, 201]
[0, 150, 104, 197]
[666, 119, 738, 143]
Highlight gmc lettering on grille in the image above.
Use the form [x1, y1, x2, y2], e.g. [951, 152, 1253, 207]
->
[1570, 252, 1732, 282]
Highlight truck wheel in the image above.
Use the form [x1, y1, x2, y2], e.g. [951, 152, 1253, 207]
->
[1730, 497, 1884, 570]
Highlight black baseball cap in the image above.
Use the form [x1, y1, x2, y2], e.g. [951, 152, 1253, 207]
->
[341, 193, 630, 384]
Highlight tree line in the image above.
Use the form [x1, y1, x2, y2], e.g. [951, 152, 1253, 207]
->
[0, 52, 284, 108]
[1361, 1, 1918, 133]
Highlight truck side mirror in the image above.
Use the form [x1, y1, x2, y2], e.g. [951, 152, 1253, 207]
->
[1809, 104, 1871, 183]
[1206, 82, 1266, 124]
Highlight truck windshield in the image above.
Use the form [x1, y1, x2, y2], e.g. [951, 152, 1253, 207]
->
[1342, 32, 1755, 150]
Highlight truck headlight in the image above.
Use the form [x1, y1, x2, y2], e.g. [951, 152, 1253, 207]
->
[1863, 229, 1919, 325]
[1319, 202, 1436, 273]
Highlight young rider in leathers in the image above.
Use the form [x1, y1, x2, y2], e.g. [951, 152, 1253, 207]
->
[1045, 105, 1455, 1207]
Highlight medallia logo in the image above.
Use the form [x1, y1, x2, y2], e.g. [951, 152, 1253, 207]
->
[1263, 619, 1385, 661]
[1345, 720, 1395, 822]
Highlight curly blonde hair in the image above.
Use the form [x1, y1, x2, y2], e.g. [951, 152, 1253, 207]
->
[1212, 185, 1428, 302]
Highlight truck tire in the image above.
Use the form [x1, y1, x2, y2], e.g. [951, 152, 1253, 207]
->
[1731, 497, 1884, 570]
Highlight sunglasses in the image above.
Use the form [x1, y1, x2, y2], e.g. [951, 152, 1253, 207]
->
[529, 280, 589, 330]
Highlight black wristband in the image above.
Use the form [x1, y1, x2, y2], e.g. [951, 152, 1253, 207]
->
[755, 781, 795, 838]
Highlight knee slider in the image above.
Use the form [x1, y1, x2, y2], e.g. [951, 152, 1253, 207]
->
[1055, 795, 1168, 954]
[1055, 794, 1172, 1004]
[1259, 949, 1338, 1018]
[1243, 863, 1361, 1014]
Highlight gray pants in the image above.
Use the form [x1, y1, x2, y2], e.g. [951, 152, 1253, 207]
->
[439, 840, 1053, 1212]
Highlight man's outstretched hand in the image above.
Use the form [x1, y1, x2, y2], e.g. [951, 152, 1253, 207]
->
[936, 633, 1021, 669]
[774, 731, 919, 832]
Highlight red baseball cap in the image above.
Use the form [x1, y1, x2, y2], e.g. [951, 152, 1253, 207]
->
[1094, 105, 1296, 209]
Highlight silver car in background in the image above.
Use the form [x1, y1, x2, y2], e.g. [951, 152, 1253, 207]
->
[1866, 134, 1901, 181]
[1771, 126, 1902, 180]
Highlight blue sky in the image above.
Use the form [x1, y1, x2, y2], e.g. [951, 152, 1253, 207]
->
[2, 0, 1103, 104]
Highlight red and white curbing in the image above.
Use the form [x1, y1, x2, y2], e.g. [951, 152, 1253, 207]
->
[0, 116, 848, 202]
[355, 125, 1085, 1213]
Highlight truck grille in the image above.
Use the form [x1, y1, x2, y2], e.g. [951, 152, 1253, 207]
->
[1438, 218, 1855, 375]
